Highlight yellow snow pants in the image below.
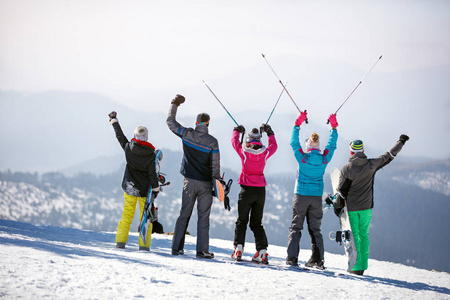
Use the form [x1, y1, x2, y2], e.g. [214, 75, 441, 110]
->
[115, 192, 152, 247]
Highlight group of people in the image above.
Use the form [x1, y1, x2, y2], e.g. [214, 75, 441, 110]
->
[108, 94, 409, 275]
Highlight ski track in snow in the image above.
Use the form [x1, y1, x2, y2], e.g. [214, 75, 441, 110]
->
[0, 219, 449, 300]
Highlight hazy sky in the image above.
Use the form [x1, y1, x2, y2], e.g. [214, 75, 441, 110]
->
[1, 0, 450, 159]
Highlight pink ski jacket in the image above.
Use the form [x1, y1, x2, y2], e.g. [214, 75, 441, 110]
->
[231, 130, 278, 187]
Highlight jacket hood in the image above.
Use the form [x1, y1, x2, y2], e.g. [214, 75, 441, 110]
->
[349, 152, 368, 166]
[242, 143, 267, 161]
[195, 124, 209, 134]
[301, 150, 326, 166]
[129, 139, 155, 157]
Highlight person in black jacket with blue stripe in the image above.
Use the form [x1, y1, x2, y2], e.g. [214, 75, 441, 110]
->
[167, 94, 221, 259]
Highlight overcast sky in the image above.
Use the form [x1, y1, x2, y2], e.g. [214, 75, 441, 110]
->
[1, 0, 449, 159]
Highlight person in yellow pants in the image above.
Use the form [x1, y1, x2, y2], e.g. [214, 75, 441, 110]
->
[108, 111, 160, 251]
[116, 193, 153, 249]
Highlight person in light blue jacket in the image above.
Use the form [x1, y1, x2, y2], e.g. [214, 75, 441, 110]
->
[286, 112, 338, 269]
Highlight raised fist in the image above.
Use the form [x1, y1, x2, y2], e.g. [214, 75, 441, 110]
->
[234, 125, 245, 133]
[295, 111, 308, 127]
[399, 134, 409, 144]
[108, 111, 117, 120]
[328, 114, 338, 128]
[260, 123, 274, 136]
[108, 111, 118, 124]
[171, 94, 185, 106]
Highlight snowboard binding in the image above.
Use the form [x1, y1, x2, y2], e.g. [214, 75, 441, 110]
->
[325, 193, 335, 206]
[329, 230, 351, 245]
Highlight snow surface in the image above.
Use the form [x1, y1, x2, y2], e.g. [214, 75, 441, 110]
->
[1, 219, 449, 300]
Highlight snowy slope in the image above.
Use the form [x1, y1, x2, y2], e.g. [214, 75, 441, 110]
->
[0, 219, 449, 299]
[2, 164, 450, 273]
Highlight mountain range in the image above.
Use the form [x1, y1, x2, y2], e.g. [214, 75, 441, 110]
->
[1, 88, 449, 273]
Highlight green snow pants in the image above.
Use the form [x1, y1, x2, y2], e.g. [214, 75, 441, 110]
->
[348, 209, 372, 271]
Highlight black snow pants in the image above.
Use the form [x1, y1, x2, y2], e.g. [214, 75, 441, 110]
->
[234, 185, 268, 251]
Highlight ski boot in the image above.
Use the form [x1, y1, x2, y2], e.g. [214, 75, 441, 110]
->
[231, 244, 243, 261]
[116, 242, 126, 249]
[139, 246, 150, 251]
[252, 249, 269, 264]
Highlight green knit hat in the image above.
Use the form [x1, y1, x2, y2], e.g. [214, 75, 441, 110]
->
[349, 140, 364, 152]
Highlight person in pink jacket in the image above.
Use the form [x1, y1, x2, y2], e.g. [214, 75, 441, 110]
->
[230, 124, 278, 264]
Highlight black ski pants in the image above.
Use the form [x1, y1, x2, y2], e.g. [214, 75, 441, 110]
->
[287, 194, 324, 262]
[234, 185, 268, 251]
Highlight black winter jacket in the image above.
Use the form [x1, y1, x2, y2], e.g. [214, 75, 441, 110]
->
[166, 103, 220, 181]
[112, 122, 159, 197]
[335, 140, 405, 212]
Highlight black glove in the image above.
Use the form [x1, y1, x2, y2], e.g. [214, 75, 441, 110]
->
[399, 134, 409, 144]
[234, 125, 245, 133]
[261, 123, 274, 136]
[224, 196, 231, 211]
[171, 94, 185, 106]
[108, 111, 117, 121]
[333, 194, 345, 216]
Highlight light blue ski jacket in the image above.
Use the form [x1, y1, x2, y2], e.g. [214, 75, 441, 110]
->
[291, 126, 338, 196]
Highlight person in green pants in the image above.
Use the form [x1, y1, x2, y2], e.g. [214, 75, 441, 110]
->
[334, 134, 409, 275]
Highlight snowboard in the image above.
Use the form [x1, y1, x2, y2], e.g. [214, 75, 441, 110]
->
[138, 149, 169, 244]
[138, 185, 156, 244]
[328, 167, 357, 272]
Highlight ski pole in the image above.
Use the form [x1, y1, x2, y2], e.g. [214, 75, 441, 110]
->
[262, 54, 308, 124]
[328, 55, 383, 123]
[202, 80, 240, 127]
[266, 85, 286, 124]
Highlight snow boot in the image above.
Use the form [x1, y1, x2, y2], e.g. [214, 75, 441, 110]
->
[171, 249, 184, 256]
[231, 244, 243, 261]
[349, 270, 364, 275]
[305, 259, 325, 270]
[116, 242, 126, 249]
[286, 257, 298, 266]
[252, 249, 269, 264]
[196, 251, 214, 259]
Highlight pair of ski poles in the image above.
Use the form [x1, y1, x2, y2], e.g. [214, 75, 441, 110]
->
[202, 54, 300, 127]
[203, 79, 284, 126]
[204, 54, 382, 126]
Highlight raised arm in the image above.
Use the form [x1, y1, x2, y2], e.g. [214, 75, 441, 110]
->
[372, 134, 409, 170]
[261, 123, 277, 158]
[166, 94, 186, 137]
[231, 126, 245, 158]
[108, 111, 128, 150]
[323, 129, 338, 162]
